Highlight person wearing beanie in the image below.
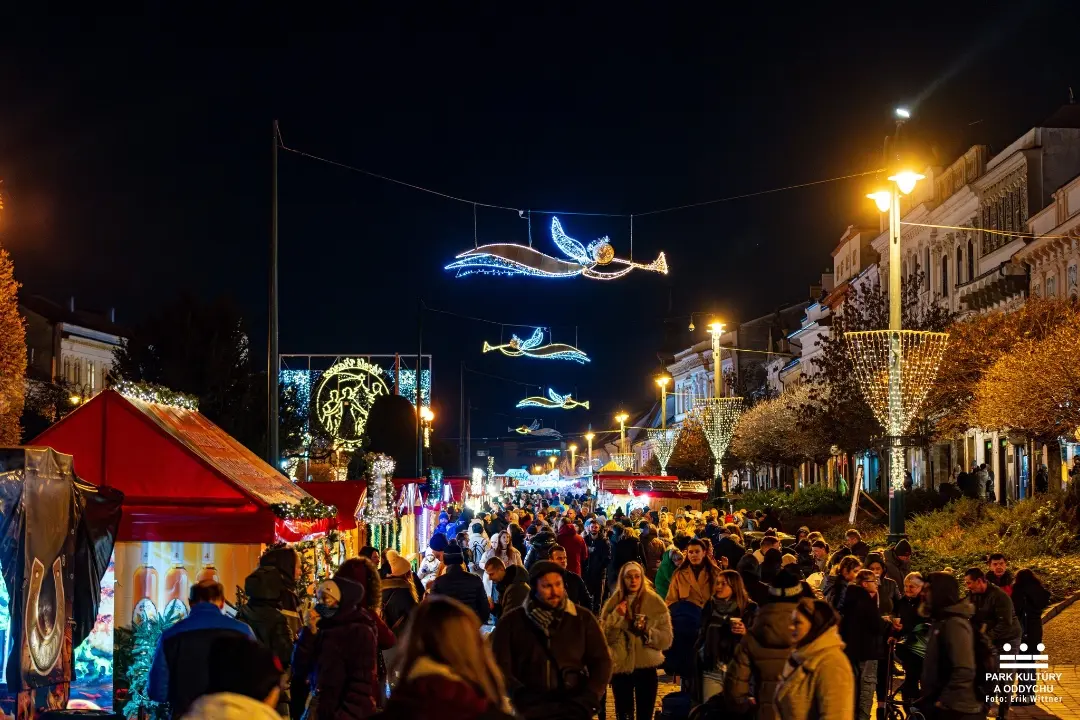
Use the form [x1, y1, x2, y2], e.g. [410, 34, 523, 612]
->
[431, 541, 490, 624]
[490, 560, 612, 719]
[884, 538, 913, 588]
[725, 568, 806, 720]
[774, 598, 854, 720]
[180, 636, 285, 720]
[916, 572, 984, 718]
[381, 550, 419, 634]
[435, 511, 452, 540]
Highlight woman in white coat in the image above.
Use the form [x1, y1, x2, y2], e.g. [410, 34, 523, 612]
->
[600, 561, 673, 720]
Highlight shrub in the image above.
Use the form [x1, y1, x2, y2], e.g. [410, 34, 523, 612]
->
[734, 485, 848, 516]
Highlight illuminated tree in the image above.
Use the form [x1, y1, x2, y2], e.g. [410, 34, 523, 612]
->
[0, 246, 26, 444]
[641, 415, 712, 480]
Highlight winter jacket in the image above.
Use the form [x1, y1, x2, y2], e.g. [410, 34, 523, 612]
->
[919, 601, 984, 715]
[556, 524, 589, 576]
[882, 548, 910, 589]
[725, 600, 799, 720]
[236, 565, 296, 717]
[431, 564, 490, 625]
[600, 588, 674, 675]
[468, 532, 490, 573]
[610, 536, 647, 585]
[148, 603, 257, 719]
[773, 626, 854, 720]
[380, 577, 419, 634]
[374, 656, 516, 720]
[490, 599, 613, 720]
[663, 600, 702, 677]
[653, 549, 681, 600]
[583, 532, 612, 585]
[562, 570, 593, 610]
[179, 692, 283, 720]
[714, 536, 746, 573]
[524, 529, 558, 569]
[481, 547, 524, 597]
[987, 569, 1014, 597]
[838, 584, 890, 663]
[695, 598, 758, 675]
[969, 583, 1022, 647]
[509, 523, 527, 560]
[1012, 580, 1051, 648]
[291, 579, 380, 720]
[877, 575, 901, 616]
[664, 563, 717, 608]
[641, 534, 666, 581]
[492, 564, 530, 619]
[418, 555, 440, 588]
[895, 594, 927, 646]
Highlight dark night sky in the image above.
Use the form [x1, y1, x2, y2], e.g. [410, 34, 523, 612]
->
[1, 3, 1077, 449]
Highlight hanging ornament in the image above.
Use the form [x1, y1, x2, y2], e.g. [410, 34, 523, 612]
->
[516, 387, 590, 410]
[446, 217, 668, 280]
[359, 454, 396, 526]
[483, 327, 590, 364]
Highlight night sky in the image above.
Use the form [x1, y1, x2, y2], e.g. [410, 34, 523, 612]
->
[1, 4, 1076, 450]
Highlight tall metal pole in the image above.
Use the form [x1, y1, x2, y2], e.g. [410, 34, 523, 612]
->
[887, 181, 905, 541]
[660, 384, 667, 430]
[416, 300, 423, 478]
[712, 330, 722, 398]
[268, 121, 280, 467]
[459, 361, 465, 475]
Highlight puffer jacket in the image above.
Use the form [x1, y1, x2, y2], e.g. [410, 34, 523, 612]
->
[773, 626, 854, 720]
[556, 524, 589, 576]
[725, 599, 798, 720]
[920, 600, 984, 715]
[431, 564, 490, 625]
[380, 577, 419, 634]
[600, 588, 674, 674]
[291, 578, 380, 720]
[524, 529, 558, 569]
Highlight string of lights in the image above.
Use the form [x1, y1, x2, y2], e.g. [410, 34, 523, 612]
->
[277, 126, 885, 220]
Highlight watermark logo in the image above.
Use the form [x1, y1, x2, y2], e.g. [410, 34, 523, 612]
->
[985, 643, 1063, 707]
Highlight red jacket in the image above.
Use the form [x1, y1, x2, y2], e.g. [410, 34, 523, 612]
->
[556, 524, 589, 576]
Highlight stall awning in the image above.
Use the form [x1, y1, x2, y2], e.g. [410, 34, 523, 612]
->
[30, 389, 319, 544]
[300, 478, 431, 530]
[598, 474, 709, 499]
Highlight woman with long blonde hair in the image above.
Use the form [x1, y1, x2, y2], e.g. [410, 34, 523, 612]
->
[481, 530, 522, 597]
[382, 597, 515, 719]
[600, 562, 673, 720]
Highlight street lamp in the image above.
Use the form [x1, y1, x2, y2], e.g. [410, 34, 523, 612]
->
[655, 375, 671, 430]
[549, 454, 558, 471]
[419, 406, 434, 448]
[533, 464, 543, 475]
[585, 431, 595, 472]
[707, 321, 726, 397]
[615, 412, 629, 453]
[568, 443, 578, 474]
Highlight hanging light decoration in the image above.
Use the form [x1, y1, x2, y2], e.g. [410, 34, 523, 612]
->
[359, 454, 396, 525]
[647, 427, 682, 477]
[697, 397, 743, 479]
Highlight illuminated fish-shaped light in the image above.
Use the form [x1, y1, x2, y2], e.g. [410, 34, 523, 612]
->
[446, 217, 668, 280]
[511, 420, 541, 435]
[483, 327, 590, 364]
[509, 420, 562, 439]
[516, 388, 590, 410]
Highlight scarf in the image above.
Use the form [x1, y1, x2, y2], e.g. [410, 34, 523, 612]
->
[525, 593, 566, 637]
[709, 596, 740, 619]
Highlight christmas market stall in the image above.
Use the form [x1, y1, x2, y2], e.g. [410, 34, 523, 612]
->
[596, 474, 709, 514]
[30, 387, 337, 716]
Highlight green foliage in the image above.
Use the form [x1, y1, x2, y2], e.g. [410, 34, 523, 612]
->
[0, 247, 26, 444]
[737, 485, 848, 516]
[270, 496, 337, 520]
[122, 605, 185, 720]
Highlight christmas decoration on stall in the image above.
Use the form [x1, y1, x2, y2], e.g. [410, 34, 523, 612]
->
[696, 397, 743, 479]
[845, 330, 948, 490]
[121, 604, 186, 720]
[446, 217, 668, 280]
[315, 358, 391, 449]
[483, 327, 590, 364]
[285, 530, 343, 601]
[510, 420, 562, 439]
[516, 388, 590, 410]
[114, 380, 198, 411]
[270, 496, 338, 520]
[425, 466, 444, 507]
[647, 427, 682, 476]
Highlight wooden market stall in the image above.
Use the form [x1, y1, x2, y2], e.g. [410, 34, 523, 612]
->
[597, 474, 710, 514]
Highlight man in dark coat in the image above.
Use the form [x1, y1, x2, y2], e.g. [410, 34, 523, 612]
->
[431, 541, 490, 624]
[964, 567, 1021, 649]
[582, 518, 610, 615]
[148, 581, 257, 719]
[883, 539, 912, 588]
[485, 556, 530, 619]
[917, 572, 985, 717]
[550, 546, 592, 610]
[490, 561, 612, 719]
[525, 526, 559, 569]
[714, 527, 746, 571]
[236, 562, 295, 716]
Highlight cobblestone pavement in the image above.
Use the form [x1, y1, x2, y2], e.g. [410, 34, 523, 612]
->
[602, 675, 679, 718]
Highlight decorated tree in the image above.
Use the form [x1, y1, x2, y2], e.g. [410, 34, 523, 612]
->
[730, 384, 830, 469]
[0, 246, 26, 444]
[652, 415, 713, 480]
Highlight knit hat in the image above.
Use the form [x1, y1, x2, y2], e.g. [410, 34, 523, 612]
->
[528, 559, 564, 584]
[865, 552, 885, 571]
[206, 635, 283, 700]
[429, 533, 449, 553]
[316, 580, 341, 605]
[470, 522, 484, 534]
[894, 539, 913, 557]
[767, 567, 804, 601]
[443, 540, 465, 566]
[386, 550, 412, 578]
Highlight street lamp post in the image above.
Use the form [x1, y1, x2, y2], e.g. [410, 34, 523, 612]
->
[420, 407, 434, 449]
[585, 431, 595, 473]
[708, 322, 726, 397]
[568, 443, 578, 475]
[655, 375, 670, 429]
[615, 412, 629, 454]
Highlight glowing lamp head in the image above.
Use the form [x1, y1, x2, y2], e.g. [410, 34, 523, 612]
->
[655, 375, 670, 389]
[708, 321, 724, 335]
[888, 171, 925, 196]
[533, 465, 542, 474]
[585, 432, 595, 443]
[615, 412, 629, 425]
[688, 320, 696, 332]
[419, 407, 434, 422]
[568, 443, 578, 452]
[895, 107, 911, 119]
[69, 395, 81, 405]
[867, 190, 892, 213]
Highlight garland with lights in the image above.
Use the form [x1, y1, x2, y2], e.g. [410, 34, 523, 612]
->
[114, 380, 199, 411]
[359, 453, 396, 526]
[426, 467, 443, 507]
[270, 496, 338, 520]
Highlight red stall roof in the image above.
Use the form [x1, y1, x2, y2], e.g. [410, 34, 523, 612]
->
[301, 478, 433, 530]
[31, 389, 317, 544]
[598, 474, 709, 499]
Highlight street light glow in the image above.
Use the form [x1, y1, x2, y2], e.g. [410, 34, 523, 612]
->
[888, 171, 925, 195]
[655, 375, 670, 389]
[867, 191, 892, 213]
[615, 412, 629, 425]
[584, 432, 595, 442]
[708, 321, 724, 335]
[568, 443, 578, 452]
[895, 107, 911, 119]
[419, 406, 434, 422]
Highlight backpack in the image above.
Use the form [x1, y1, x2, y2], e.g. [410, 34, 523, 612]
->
[470, 539, 487, 573]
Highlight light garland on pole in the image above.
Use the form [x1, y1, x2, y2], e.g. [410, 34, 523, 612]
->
[516, 388, 590, 410]
[446, 216, 668, 281]
[696, 397, 743, 480]
[647, 427, 682, 476]
[425, 466, 443, 507]
[483, 327, 590, 364]
[359, 453, 396, 526]
[115, 380, 199, 411]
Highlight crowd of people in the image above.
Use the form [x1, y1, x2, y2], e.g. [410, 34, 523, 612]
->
[143, 489, 1054, 720]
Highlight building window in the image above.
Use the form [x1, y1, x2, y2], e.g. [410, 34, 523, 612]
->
[925, 248, 931, 286]
[1047, 275, 1057, 298]
[956, 246, 964, 283]
[89, 362, 96, 393]
[1069, 264, 1077, 294]
[967, 239, 974, 280]
[941, 255, 949, 297]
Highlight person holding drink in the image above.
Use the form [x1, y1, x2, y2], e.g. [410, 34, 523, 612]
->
[694, 569, 758, 707]
[600, 561, 673, 720]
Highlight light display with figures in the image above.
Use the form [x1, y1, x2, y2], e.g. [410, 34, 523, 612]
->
[483, 327, 590, 364]
[516, 388, 590, 410]
[446, 216, 668, 281]
[509, 420, 562, 439]
[315, 359, 391, 449]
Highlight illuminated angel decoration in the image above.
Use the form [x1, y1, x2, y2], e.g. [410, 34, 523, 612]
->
[509, 420, 563, 439]
[516, 388, 590, 410]
[446, 217, 668, 280]
[483, 327, 590, 364]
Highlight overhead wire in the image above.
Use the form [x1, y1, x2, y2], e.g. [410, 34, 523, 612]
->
[900, 221, 1075, 241]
